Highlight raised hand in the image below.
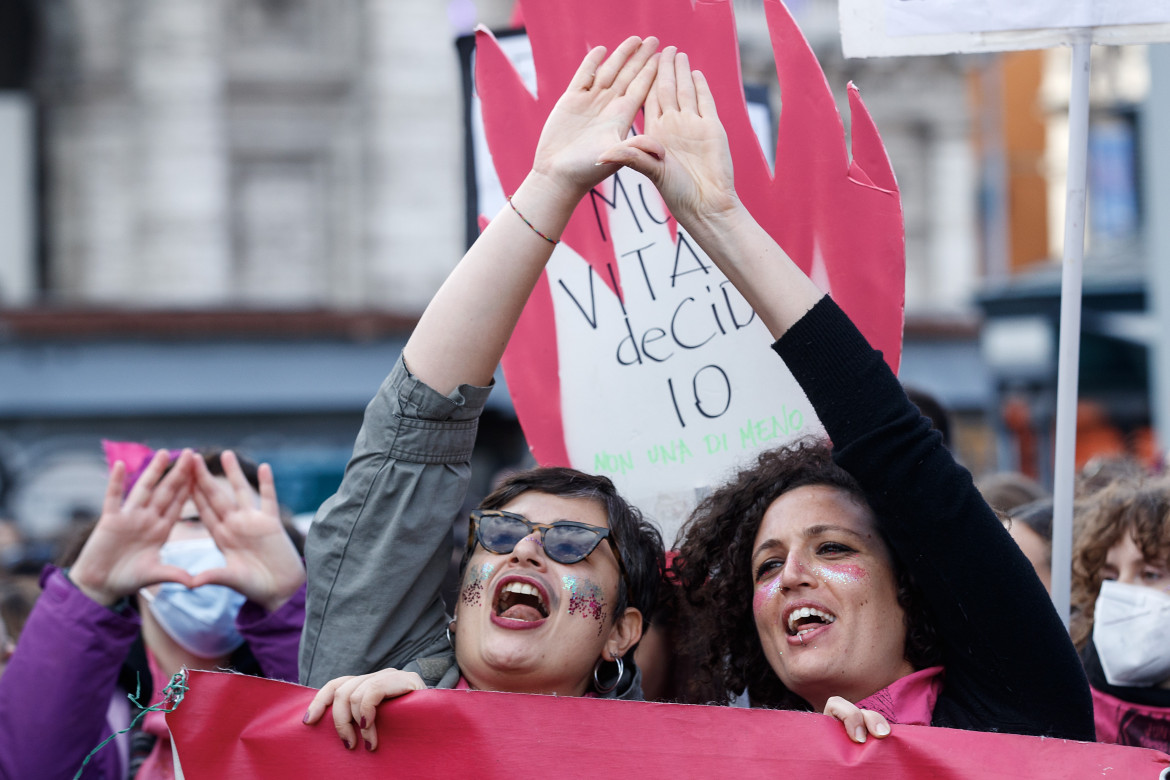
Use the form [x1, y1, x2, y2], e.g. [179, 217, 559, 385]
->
[189, 451, 304, 613]
[529, 35, 660, 202]
[599, 46, 739, 235]
[70, 449, 197, 606]
[302, 669, 426, 752]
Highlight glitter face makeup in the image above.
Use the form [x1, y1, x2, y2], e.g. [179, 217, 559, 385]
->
[562, 575, 608, 633]
[749, 484, 913, 710]
[460, 562, 495, 607]
[753, 575, 784, 617]
[812, 563, 868, 585]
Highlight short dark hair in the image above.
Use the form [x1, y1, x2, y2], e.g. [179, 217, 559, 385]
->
[464, 467, 664, 627]
[673, 437, 940, 707]
[188, 449, 261, 491]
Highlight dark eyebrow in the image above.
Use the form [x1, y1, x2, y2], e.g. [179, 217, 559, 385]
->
[802, 524, 868, 541]
[751, 538, 785, 562]
[752, 524, 868, 561]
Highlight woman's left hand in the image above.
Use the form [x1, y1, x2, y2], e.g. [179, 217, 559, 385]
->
[597, 46, 739, 234]
[303, 669, 427, 752]
[824, 696, 892, 743]
[188, 451, 305, 612]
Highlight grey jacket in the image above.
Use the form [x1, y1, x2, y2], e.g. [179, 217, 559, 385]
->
[299, 355, 642, 699]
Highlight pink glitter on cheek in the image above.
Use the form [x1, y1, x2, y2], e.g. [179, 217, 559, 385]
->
[460, 563, 495, 607]
[752, 577, 784, 617]
[815, 563, 868, 584]
[562, 575, 608, 635]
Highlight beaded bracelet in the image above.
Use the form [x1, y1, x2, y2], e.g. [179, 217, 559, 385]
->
[507, 195, 559, 245]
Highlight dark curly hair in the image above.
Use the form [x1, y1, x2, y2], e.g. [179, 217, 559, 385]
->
[1071, 479, 1170, 649]
[462, 467, 664, 630]
[672, 438, 941, 708]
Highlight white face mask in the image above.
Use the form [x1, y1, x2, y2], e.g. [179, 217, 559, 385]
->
[1093, 579, 1170, 688]
[140, 538, 246, 659]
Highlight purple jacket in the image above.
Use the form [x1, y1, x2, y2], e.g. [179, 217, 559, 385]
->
[0, 567, 305, 780]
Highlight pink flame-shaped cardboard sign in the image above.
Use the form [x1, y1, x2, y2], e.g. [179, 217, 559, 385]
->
[477, 0, 905, 536]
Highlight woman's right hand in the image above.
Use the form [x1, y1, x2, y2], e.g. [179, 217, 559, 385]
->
[303, 669, 426, 752]
[528, 35, 659, 203]
[69, 449, 197, 606]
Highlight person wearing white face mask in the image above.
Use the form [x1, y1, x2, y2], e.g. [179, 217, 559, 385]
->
[0, 447, 307, 780]
[1072, 479, 1170, 753]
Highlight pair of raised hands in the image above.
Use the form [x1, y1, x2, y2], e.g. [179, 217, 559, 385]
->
[527, 35, 740, 240]
[69, 449, 305, 614]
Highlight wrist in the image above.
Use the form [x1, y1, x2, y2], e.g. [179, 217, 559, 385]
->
[519, 168, 588, 212]
[681, 196, 752, 251]
[63, 565, 124, 608]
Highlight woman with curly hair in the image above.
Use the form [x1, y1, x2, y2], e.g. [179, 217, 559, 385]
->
[1071, 480, 1170, 752]
[606, 48, 1094, 740]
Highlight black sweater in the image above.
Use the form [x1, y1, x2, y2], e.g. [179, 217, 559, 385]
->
[773, 296, 1095, 741]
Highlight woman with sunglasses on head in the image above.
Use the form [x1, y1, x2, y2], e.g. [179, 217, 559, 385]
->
[598, 48, 1094, 739]
[299, 38, 668, 753]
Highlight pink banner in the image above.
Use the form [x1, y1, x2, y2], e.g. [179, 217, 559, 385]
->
[168, 671, 1169, 779]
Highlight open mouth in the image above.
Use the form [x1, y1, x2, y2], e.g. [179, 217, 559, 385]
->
[494, 580, 550, 622]
[785, 606, 837, 638]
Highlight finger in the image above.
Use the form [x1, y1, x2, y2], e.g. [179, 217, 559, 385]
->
[823, 696, 868, 744]
[193, 455, 238, 522]
[593, 35, 641, 91]
[357, 685, 385, 752]
[332, 678, 363, 750]
[598, 137, 666, 182]
[568, 45, 607, 91]
[863, 709, 892, 739]
[358, 672, 426, 752]
[147, 450, 191, 517]
[159, 480, 193, 531]
[189, 483, 222, 534]
[304, 676, 350, 726]
[188, 566, 236, 590]
[623, 51, 660, 114]
[125, 449, 172, 508]
[610, 36, 658, 96]
[644, 72, 662, 124]
[102, 462, 128, 517]
[257, 463, 279, 519]
[675, 51, 697, 114]
[693, 70, 720, 120]
[221, 450, 259, 510]
[138, 564, 197, 591]
[656, 47, 679, 112]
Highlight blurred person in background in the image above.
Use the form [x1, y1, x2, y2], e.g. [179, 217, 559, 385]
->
[0, 447, 307, 780]
[1003, 498, 1054, 595]
[1076, 454, 1152, 498]
[1071, 479, 1170, 752]
[976, 471, 1048, 515]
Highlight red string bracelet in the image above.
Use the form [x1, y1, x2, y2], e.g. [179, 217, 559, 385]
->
[507, 195, 559, 245]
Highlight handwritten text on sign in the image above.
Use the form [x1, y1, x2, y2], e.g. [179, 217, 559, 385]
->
[549, 170, 818, 517]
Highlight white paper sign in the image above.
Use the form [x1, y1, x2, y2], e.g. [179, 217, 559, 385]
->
[842, 0, 1170, 57]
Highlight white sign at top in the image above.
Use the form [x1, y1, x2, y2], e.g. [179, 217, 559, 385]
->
[841, 0, 1170, 57]
[887, 0, 1170, 38]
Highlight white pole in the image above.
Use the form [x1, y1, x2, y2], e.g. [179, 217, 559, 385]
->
[1050, 31, 1093, 628]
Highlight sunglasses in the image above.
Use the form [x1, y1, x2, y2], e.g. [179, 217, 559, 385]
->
[468, 509, 628, 582]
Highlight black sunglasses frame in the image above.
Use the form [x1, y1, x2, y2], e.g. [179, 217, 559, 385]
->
[467, 508, 629, 584]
